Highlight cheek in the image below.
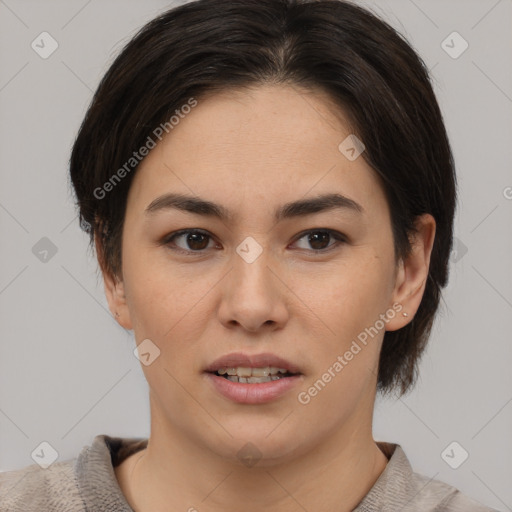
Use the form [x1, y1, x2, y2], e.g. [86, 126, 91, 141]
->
[292, 250, 394, 340]
[289, 250, 394, 414]
[122, 241, 209, 332]
[292, 258, 391, 424]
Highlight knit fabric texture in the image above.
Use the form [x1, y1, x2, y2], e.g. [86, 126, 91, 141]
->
[0, 435, 496, 511]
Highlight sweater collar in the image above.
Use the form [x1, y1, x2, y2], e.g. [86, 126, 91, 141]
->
[75, 435, 407, 512]
[75, 434, 148, 511]
[353, 442, 413, 511]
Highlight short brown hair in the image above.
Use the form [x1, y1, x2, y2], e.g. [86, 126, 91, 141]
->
[69, 0, 456, 395]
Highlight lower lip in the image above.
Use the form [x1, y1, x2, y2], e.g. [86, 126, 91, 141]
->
[205, 373, 302, 404]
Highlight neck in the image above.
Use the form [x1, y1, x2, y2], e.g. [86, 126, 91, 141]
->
[118, 396, 389, 512]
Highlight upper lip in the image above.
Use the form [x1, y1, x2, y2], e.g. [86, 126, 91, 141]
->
[205, 352, 302, 374]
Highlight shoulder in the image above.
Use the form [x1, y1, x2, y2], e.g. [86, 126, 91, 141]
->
[355, 443, 498, 512]
[405, 467, 497, 511]
[0, 434, 147, 512]
[0, 458, 83, 512]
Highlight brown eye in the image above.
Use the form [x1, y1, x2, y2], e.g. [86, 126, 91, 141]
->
[184, 232, 210, 250]
[165, 230, 216, 253]
[292, 230, 346, 252]
[307, 231, 331, 250]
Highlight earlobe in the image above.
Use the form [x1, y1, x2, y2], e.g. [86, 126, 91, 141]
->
[386, 214, 436, 332]
[94, 234, 133, 330]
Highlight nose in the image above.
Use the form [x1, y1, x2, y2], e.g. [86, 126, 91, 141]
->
[217, 246, 289, 333]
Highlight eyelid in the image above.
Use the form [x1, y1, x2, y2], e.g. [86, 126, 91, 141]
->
[291, 228, 347, 244]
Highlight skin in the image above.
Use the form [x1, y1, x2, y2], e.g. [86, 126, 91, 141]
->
[99, 84, 436, 512]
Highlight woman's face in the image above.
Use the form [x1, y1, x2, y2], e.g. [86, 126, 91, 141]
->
[107, 84, 425, 464]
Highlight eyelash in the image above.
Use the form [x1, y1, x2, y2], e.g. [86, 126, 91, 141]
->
[162, 228, 347, 256]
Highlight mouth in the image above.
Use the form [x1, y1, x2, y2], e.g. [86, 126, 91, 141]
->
[204, 352, 303, 404]
[212, 366, 299, 384]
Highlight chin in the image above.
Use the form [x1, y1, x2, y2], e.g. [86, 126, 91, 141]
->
[203, 424, 312, 468]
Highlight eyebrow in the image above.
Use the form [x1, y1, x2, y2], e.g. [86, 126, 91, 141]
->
[144, 192, 363, 222]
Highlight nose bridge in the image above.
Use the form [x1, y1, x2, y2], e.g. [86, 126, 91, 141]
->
[218, 237, 287, 331]
[232, 237, 275, 301]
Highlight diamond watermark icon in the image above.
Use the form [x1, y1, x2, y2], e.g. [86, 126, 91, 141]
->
[236, 236, 263, 264]
[338, 134, 365, 161]
[134, 338, 161, 366]
[237, 442, 262, 468]
[80, 217, 92, 232]
[32, 237, 58, 263]
[450, 237, 468, 263]
[441, 32, 468, 59]
[441, 441, 469, 469]
[31, 441, 59, 469]
[31, 31, 59, 59]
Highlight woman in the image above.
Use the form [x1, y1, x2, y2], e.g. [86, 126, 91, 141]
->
[0, 0, 497, 510]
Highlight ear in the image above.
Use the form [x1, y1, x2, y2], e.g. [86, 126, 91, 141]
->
[94, 234, 133, 330]
[386, 213, 436, 331]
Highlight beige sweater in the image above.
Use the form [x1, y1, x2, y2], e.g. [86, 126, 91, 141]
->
[0, 435, 496, 511]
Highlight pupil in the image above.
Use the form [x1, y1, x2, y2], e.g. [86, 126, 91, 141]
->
[188, 233, 208, 250]
[309, 231, 330, 250]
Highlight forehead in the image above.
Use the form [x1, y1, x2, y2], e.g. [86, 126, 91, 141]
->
[126, 84, 387, 223]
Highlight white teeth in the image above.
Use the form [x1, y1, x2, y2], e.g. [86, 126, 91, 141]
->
[248, 376, 270, 383]
[236, 367, 253, 377]
[251, 367, 270, 377]
[216, 366, 290, 378]
[225, 375, 284, 383]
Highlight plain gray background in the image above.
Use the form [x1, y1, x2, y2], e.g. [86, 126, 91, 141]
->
[0, 0, 510, 510]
